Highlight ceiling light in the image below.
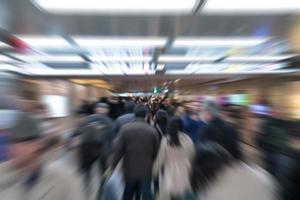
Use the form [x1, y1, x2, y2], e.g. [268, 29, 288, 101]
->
[13, 55, 84, 62]
[33, 0, 197, 14]
[203, 0, 300, 14]
[165, 70, 192, 75]
[0, 64, 29, 74]
[225, 55, 295, 62]
[159, 55, 219, 62]
[196, 70, 297, 74]
[156, 64, 165, 71]
[29, 69, 104, 76]
[0, 42, 10, 48]
[0, 55, 14, 62]
[90, 56, 152, 62]
[173, 37, 269, 47]
[73, 37, 167, 48]
[16, 35, 71, 48]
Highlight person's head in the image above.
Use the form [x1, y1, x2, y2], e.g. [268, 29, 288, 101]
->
[167, 116, 184, 147]
[124, 102, 135, 114]
[95, 103, 110, 115]
[154, 109, 168, 134]
[202, 100, 220, 122]
[185, 101, 200, 115]
[98, 97, 109, 104]
[134, 104, 148, 120]
[190, 142, 233, 191]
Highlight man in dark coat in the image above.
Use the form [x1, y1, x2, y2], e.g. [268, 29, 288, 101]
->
[199, 100, 242, 160]
[78, 103, 115, 198]
[115, 101, 135, 133]
[112, 104, 159, 200]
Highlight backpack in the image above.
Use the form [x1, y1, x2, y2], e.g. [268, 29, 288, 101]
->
[80, 114, 111, 146]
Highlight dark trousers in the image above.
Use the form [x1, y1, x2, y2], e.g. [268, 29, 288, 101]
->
[80, 147, 107, 199]
[123, 178, 152, 200]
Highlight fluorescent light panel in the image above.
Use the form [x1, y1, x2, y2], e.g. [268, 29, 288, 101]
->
[16, 35, 71, 48]
[226, 55, 295, 62]
[0, 42, 10, 48]
[159, 55, 219, 62]
[203, 0, 300, 14]
[0, 55, 14, 62]
[165, 70, 192, 75]
[73, 37, 167, 47]
[196, 70, 298, 74]
[13, 55, 84, 62]
[90, 56, 152, 62]
[173, 37, 268, 47]
[0, 64, 28, 74]
[26, 69, 104, 76]
[156, 64, 165, 70]
[33, 0, 197, 14]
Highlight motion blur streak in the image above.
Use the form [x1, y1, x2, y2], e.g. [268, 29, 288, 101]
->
[1, 1, 300, 200]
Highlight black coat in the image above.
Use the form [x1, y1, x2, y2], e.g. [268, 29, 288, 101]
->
[199, 117, 242, 160]
[113, 118, 159, 181]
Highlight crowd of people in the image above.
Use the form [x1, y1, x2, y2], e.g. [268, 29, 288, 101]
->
[72, 95, 299, 200]
[0, 71, 300, 200]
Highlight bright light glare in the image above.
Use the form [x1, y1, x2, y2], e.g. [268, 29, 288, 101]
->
[0, 64, 28, 74]
[226, 55, 295, 62]
[14, 55, 84, 62]
[33, 0, 197, 14]
[165, 70, 191, 75]
[203, 0, 300, 13]
[30, 69, 104, 76]
[73, 37, 167, 48]
[0, 55, 13, 62]
[91, 56, 152, 62]
[159, 55, 219, 62]
[0, 42, 10, 48]
[156, 64, 165, 71]
[173, 37, 269, 47]
[17, 35, 71, 48]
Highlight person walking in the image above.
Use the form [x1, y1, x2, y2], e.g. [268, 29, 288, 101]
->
[78, 103, 115, 198]
[200, 101, 242, 160]
[112, 104, 159, 200]
[0, 72, 83, 200]
[152, 109, 169, 196]
[182, 102, 205, 143]
[153, 116, 195, 200]
[153, 109, 168, 140]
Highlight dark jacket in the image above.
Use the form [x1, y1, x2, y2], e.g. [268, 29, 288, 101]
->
[79, 113, 115, 159]
[115, 113, 135, 133]
[199, 117, 242, 160]
[257, 116, 288, 154]
[113, 118, 159, 181]
[183, 114, 205, 142]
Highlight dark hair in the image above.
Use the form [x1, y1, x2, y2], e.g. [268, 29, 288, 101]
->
[134, 104, 148, 118]
[167, 116, 184, 147]
[155, 109, 168, 135]
[124, 102, 135, 113]
[190, 143, 233, 191]
[98, 97, 109, 104]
